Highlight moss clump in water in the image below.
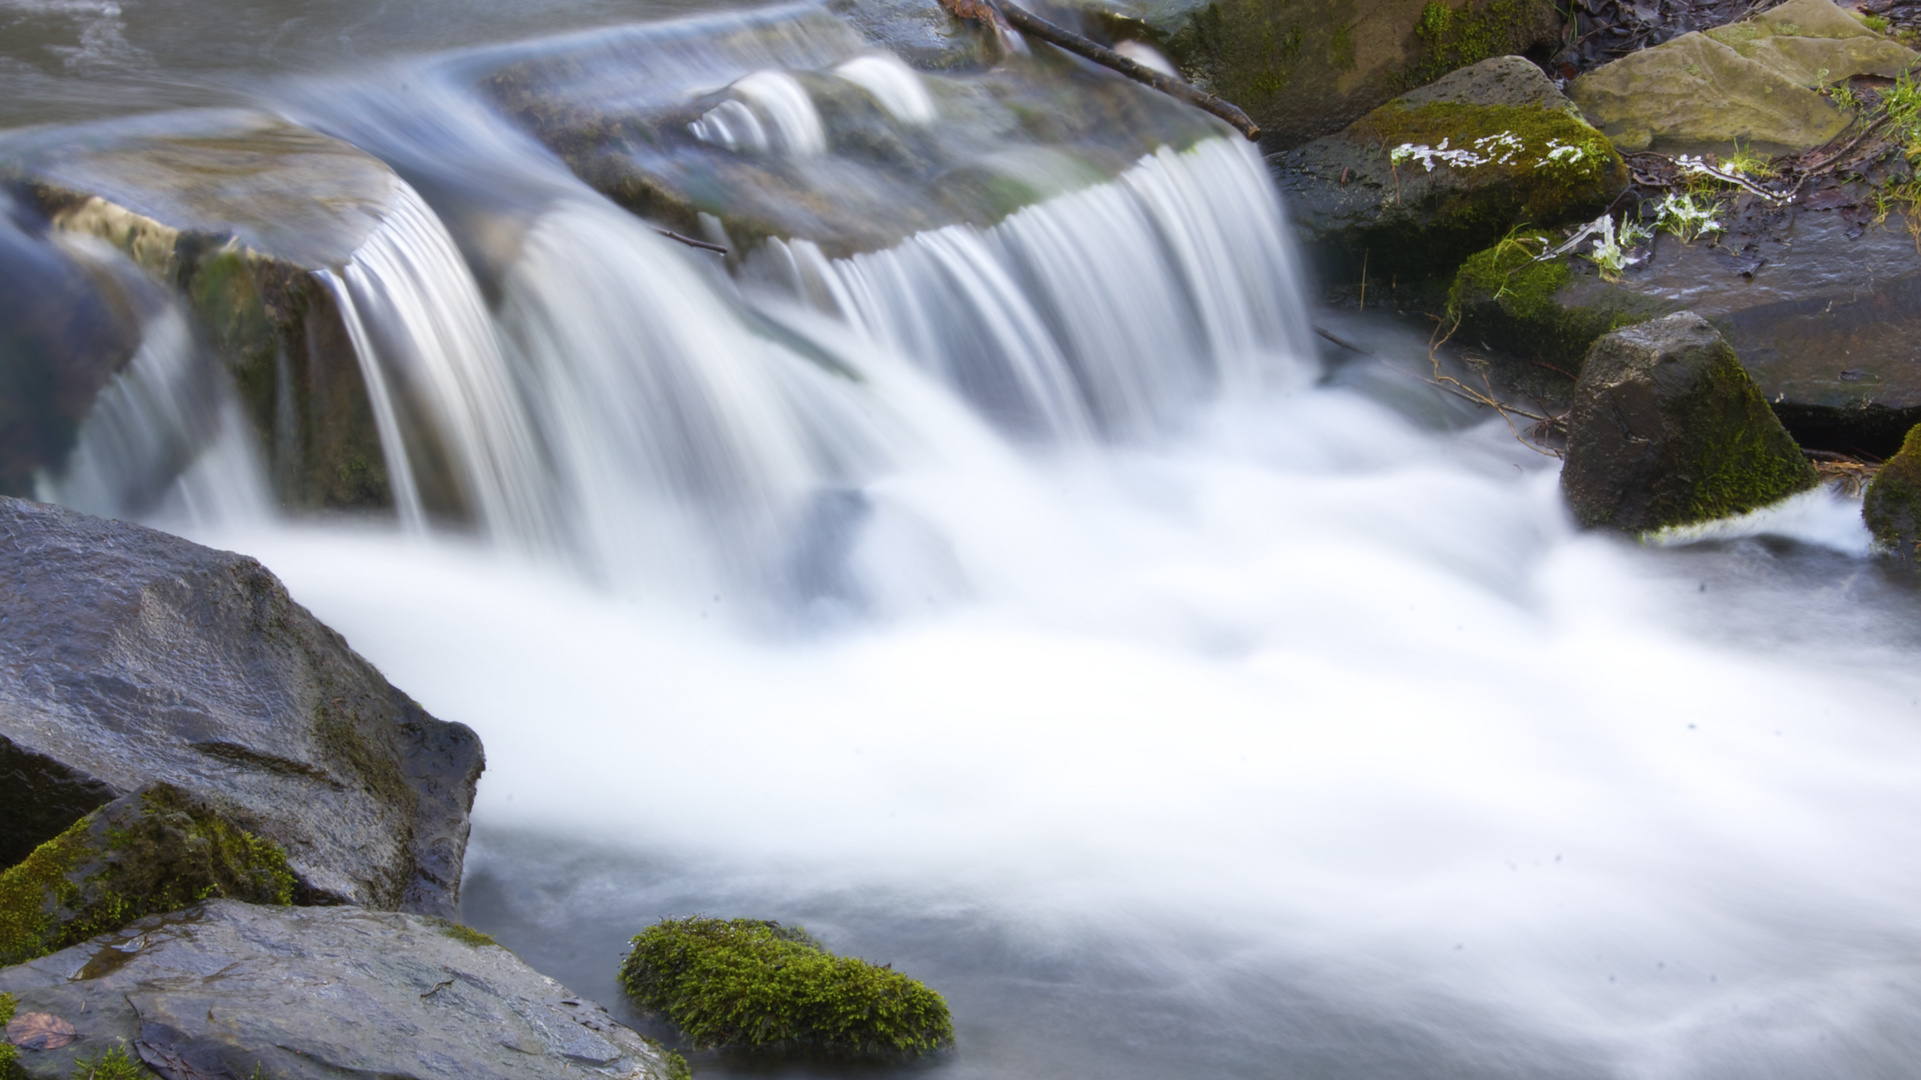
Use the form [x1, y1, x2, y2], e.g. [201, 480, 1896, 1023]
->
[618, 918, 954, 1058]
[1864, 423, 1921, 558]
[0, 784, 295, 966]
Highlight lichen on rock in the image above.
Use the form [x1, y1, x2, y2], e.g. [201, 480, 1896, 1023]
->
[618, 917, 955, 1058]
[1864, 424, 1921, 558]
[0, 784, 293, 968]
[1561, 312, 1818, 531]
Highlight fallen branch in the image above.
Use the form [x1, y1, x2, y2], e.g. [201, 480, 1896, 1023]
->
[938, 0, 1260, 141]
[653, 226, 728, 254]
[1426, 313, 1565, 458]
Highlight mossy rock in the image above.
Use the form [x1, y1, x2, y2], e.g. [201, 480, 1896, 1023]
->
[1447, 231, 1669, 383]
[1864, 424, 1921, 558]
[1562, 312, 1818, 531]
[0, 784, 293, 968]
[1276, 56, 1627, 283]
[0, 992, 18, 1080]
[618, 917, 954, 1058]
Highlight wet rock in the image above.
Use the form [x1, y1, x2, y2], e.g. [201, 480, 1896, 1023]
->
[830, 0, 996, 68]
[5, 109, 403, 513]
[0, 784, 294, 967]
[1863, 423, 1921, 558]
[1089, 0, 1564, 149]
[480, 6, 1226, 258]
[1274, 55, 1627, 282]
[1569, 0, 1914, 155]
[1562, 311, 1817, 530]
[0, 496, 484, 916]
[0, 900, 677, 1080]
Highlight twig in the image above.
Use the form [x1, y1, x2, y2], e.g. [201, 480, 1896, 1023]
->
[938, 0, 1261, 140]
[1315, 325, 1371, 354]
[1425, 313, 1565, 457]
[652, 226, 727, 254]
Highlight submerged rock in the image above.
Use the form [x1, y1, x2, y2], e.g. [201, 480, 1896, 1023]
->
[1275, 55, 1626, 282]
[5, 110, 406, 513]
[1864, 423, 1921, 558]
[0, 900, 679, 1080]
[0, 497, 483, 916]
[1569, 0, 1915, 155]
[1561, 312, 1817, 531]
[1090, 0, 1564, 149]
[0, 784, 294, 967]
[619, 917, 954, 1057]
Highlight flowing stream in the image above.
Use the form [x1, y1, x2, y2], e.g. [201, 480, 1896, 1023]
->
[9, 1, 1921, 1077]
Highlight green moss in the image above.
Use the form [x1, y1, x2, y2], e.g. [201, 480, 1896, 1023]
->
[618, 918, 954, 1058]
[66, 1045, 149, 1080]
[435, 920, 498, 948]
[0, 785, 295, 967]
[1660, 341, 1818, 528]
[1, 992, 18, 1080]
[1405, 0, 1528, 89]
[665, 1050, 693, 1080]
[1865, 424, 1921, 558]
[1448, 232, 1652, 373]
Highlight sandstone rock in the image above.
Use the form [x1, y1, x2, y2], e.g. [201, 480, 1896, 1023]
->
[1568, 0, 1914, 155]
[1863, 423, 1921, 558]
[10, 110, 405, 513]
[1562, 312, 1817, 531]
[1091, 0, 1564, 149]
[1274, 55, 1626, 282]
[0, 900, 677, 1080]
[0, 496, 483, 916]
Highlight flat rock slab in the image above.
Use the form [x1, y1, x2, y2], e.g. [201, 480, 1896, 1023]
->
[8, 108, 396, 271]
[0, 900, 674, 1080]
[0, 497, 482, 915]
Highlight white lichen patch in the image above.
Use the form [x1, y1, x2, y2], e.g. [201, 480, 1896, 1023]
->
[1389, 130, 1608, 174]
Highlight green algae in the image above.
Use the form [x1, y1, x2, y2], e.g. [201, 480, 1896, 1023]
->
[0, 785, 294, 967]
[618, 918, 954, 1058]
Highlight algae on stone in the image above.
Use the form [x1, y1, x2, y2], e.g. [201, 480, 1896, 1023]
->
[0, 784, 294, 967]
[618, 917, 954, 1057]
[1561, 312, 1817, 531]
[1864, 423, 1921, 558]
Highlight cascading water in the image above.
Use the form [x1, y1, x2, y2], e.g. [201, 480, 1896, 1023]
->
[7, 3, 1921, 1079]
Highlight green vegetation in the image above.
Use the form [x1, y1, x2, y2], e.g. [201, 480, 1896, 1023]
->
[1406, 0, 1530, 88]
[0, 785, 295, 966]
[67, 1046, 148, 1080]
[665, 1051, 693, 1080]
[618, 918, 954, 1058]
[1653, 191, 1722, 242]
[1448, 229, 1654, 372]
[435, 921, 498, 948]
[1865, 424, 1921, 558]
[1, 993, 18, 1080]
[1674, 350, 1819, 524]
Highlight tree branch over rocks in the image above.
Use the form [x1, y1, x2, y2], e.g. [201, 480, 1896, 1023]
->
[936, 0, 1262, 141]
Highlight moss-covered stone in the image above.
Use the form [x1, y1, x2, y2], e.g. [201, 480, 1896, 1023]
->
[1864, 423, 1921, 558]
[618, 918, 954, 1058]
[1562, 312, 1818, 531]
[1276, 57, 1627, 283]
[0, 784, 294, 967]
[0, 991, 18, 1080]
[434, 920, 498, 948]
[1448, 231, 1665, 378]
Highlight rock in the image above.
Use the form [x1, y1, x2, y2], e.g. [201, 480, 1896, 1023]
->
[9, 109, 405, 513]
[1569, 0, 1915, 155]
[1089, 0, 1564, 149]
[1274, 55, 1627, 282]
[620, 917, 954, 1057]
[828, 0, 995, 68]
[1561, 312, 1817, 531]
[480, 6, 1226, 259]
[0, 496, 484, 917]
[1863, 423, 1921, 558]
[0, 900, 678, 1080]
[0, 784, 295, 967]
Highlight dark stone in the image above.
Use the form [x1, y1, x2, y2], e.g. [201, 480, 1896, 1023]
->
[1273, 56, 1627, 284]
[1864, 423, 1921, 559]
[0, 900, 677, 1080]
[0, 497, 484, 916]
[1562, 312, 1818, 531]
[0, 736, 113, 869]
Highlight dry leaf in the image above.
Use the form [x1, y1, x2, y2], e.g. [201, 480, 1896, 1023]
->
[6, 1011, 79, 1050]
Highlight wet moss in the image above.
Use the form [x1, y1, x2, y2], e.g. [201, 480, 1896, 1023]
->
[1675, 347, 1821, 524]
[1405, 0, 1528, 89]
[65, 1045, 148, 1079]
[1864, 423, 1921, 558]
[1448, 232, 1652, 373]
[0, 785, 294, 967]
[618, 918, 954, 1058]
[435, 920, 498, 948]
[1, 992, 18, 1080]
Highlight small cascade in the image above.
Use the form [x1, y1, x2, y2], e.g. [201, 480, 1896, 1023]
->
[830, 54, 937, 126]
[749, 139, 1318, 441]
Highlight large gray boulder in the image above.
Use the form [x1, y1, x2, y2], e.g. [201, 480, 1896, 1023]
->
[0, 497, 483, 916]
[1562, 312, 1817, 531]
[0, 900, 677, 1080]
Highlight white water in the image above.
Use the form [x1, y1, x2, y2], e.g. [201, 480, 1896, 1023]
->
[42, 96, 1921, 1080]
